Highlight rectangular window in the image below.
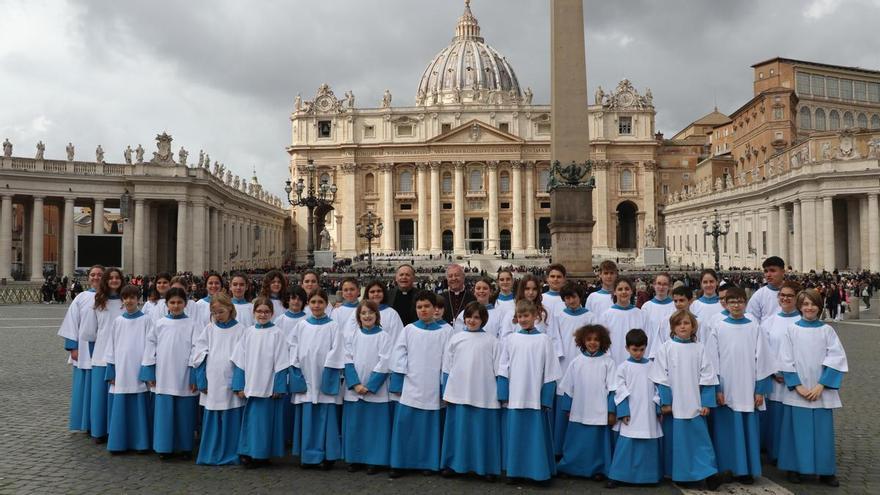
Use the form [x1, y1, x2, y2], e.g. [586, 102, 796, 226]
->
[468, 200, 484, 210]
[499, 123, 510, 133]
[775, 131, 784, 140]
[826, 77, 839, 98]
[869, 83, 880, 103]
[363, 125, 375, 138]
[500, 202, 510, 209]
[662, 184, 669, 195]
[796, 72, 811, 94]
[618, 116, 633, 135]
[400, 204, 412, 211]
[840, 79, 853, 100]
[442, 203, 453, 210]
[397, 125, 414, 137]
[540, 202, 550, 209]
[536, 123, 551, 134]
[318, 120, 332, 138]
[441, 123, 452, 133]
[773, 107, 784, 120]
[810, 75, 825, 97]
[854, 80, 867, 101]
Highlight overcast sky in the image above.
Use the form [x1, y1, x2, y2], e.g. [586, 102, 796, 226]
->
[2, 0, 878, 198]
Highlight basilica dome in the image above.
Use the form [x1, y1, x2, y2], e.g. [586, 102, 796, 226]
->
[415, 1, 524, 106]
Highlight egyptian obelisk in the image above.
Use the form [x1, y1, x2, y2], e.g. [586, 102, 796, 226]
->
[549, 0, 594, 277]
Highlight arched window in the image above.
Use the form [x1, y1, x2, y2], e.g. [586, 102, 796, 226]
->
[499, 171, 511, 193]
[399, 170, 413, 192]
[619, 169, 634, 191]
[829, 110, 840, 130]
[364, 172, 375, 193]
[538, 169, 550, 192]
[799, 107, 811, 130]
[858, 113, 868, 128]
[844, 111, 854, 128]
[468, 169, 482, 191]
[814, 108, 826, 131]
[320, 172, 331, 185]
[442, 172, 453, 193]
[872, 115, 880, 129]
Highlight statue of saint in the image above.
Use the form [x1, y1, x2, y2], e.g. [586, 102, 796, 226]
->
[35, 141, 45, 160]
[95, 145, 105, 163]
[294, 93, 302, 111]
[135, 144, 144, 164]
[382, 89, 392, 108]
[594, 86, 605, 105]
[123, 145, 133, 164]
[66, 142, 75, 161]
[345, 90, 355, 108]
[320, 228, 331, 251]
[524, 87, 533, 104]
[178, 147, 188, 167]
[2, 138, 12, 157]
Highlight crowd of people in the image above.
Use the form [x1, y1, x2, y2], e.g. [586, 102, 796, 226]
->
[57, 256, 849, 489]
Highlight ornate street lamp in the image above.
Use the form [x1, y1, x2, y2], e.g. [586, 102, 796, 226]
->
[703, 209, 730, 272]
[284, 159, 337, 266]
[356, 210, 383, 269]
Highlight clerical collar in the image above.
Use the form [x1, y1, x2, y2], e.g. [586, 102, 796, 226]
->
[360, 325, 382, 335]
[341, 300, 359, 308]
[698, 295, 719, 304]
[285, 310, 306, 319]
[652, 297, 672, 305]
[563, 307, 589, 316]
[216, 319, 239, 329]
[778, 310, 800, 318]
[672, 336, 694, 343]
[122, 310, 144, 319]
[450, 288, 465, 296]
[796, 319, 824, 328]
[518, 327, 539, 335]
[255, 321, 275, 329]
[583, 350, 604, 357]
[611, 304, 634, 311]
[232, 297, 249, 305]
[497, 293, 514, 301]
[414, 319, 443, 330]
[166, 313, 188, 320]
[307, 315, 332, 325]
[627, 357, 649, 363]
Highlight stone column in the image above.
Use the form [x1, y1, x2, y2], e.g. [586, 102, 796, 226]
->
[487, 161, 499, 252]
[453, 161, 465, 254]
[133, 199, 145, 275]
[800, 198, 817, 272]
[525, 162, 536, 252]
[381, 164, 395, 252]
[192, 202, 206, 274]
[62, 197, 75, 277]
[176, 200, 188, 273]
[847, 198, 861, 269]
[416, 162, 429, 253]
[593, 162, 609, 248]
[511, 161, 523, 252]
[340, 163, 357, 257]
[777, 203, 788, 266]
[869, 193, 880, 271]
[93, 199, 104, 234]
[211, 208, 220, 271]
[30, 196, 44, 281]
[769, 205, 779, 258]
[429, 162, 441, 252]
[149, 205, 159, 274]
[792, 200, 802, 272]
[860, 197, 869, 262]
[0, 195, 11, 280]
[822, 196, 835, 271]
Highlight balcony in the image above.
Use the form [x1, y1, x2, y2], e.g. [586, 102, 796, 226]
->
[395, 191, 417, 200]
[466, 190, 486, 199]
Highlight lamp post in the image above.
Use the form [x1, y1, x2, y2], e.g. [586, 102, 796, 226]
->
[284, 159, 337, 266]
[703, 209, 730, 271]
[356, 211, 383, 269]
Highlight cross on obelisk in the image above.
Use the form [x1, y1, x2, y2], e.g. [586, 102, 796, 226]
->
[549, 0, 595, 277]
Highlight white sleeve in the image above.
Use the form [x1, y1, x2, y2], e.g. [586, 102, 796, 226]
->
[323, 323, 346, 369]
[441, 336, 455, 375]
[543, 335, 563, 384]
[104, 318, 119, 366]
[389, 327, 408, 375]
[613, 363, 629, 404]
[496, 337, 511, 379]
[192, 324, 210, 367]
[648, 344, 670, 387]
[141, 321, 158, 366]
[822, 326, 849, 373]
[287, 321, 302, 368]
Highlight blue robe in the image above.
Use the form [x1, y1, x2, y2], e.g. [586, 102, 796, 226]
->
[197, 407, 244, 465]
[89, 365, 110, 439]
[106, 391, 151, 453]
[235, 368, 288, 460]
[389, 404, 443, 470]
[151, 394, 198, 454]
[440, 404, 502, 476]
[342, 400, 392, 466]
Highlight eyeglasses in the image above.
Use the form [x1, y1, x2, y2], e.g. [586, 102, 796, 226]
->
[778, 293, 796, 299]
[254, 309, 273, 315]
[726, 300, 745, 306]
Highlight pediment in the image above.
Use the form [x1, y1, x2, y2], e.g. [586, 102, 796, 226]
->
[428, 119, 524, 144]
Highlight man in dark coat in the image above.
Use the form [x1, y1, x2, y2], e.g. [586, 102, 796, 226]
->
[440, 263, 475, 324]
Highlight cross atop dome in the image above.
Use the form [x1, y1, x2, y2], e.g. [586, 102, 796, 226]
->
[455, 0, 483, 42]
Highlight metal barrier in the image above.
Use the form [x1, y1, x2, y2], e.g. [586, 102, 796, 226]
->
[0, 285, 44, 304]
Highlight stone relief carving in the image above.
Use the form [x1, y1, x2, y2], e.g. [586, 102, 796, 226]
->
[836, 131, 859, 160]
[868, 138, 880, 159]
[150, 132, 176, 166]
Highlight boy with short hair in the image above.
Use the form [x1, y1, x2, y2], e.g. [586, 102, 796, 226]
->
[608, 329, 664, 488]
[746, 256, 785, 324]
[587, 260, 618, 316]
[672, 286, 693, 312]
[706, 287, 776, 484]
[543, 264, 568, 318]
[389, 291, 452, 478]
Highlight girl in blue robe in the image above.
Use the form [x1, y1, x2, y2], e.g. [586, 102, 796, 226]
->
[88, 268, 125, 443]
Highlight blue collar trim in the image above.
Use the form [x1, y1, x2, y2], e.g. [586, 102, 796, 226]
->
[232, 297, 249, 305]
[216, 319, 238, 329]
[285, 310, 306, 318]
[166, 313, 188, 320]
[518, 328, 539, 335]
[721, 309, 730, 316]
[672, 336, 694, 343]
[486, 303, 495, 310]
[341, 300, 359, 308]
[414, 319, 443, 330]
[107, 294, 120, 300]
[597, 288, 611, 295]
[652, 297, 672, 305]
[379, 304, 390, 311]
[627, 357, 649, 363]
[360, 325, 382, 335]
[255, 322, 275, 329]
[307, 315, 332, 325]
[767, 284, 780, 291]
[87, 288, 96, 293]
[545, 290, 560, 297]
[563, 307, 589, 316]
[270, 295, 281, 300]
[583, 350, 605, 357]
[723, 316, 751, 325]
[496, 293, 514, 301]
[698, 295, 719, 304]
[611, 304, 634, 311]
[200, 295, 212, 304]
[778, 310, 800, 318]
[122, 310, 144, 319]
[796, 319, 824, 328]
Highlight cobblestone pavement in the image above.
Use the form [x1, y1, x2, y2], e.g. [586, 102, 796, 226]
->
[0, 304, 876, 494]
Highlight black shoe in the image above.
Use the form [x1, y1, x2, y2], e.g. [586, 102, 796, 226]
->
[347, 463, 363, 473]
[421, 469, 436, 476]
[484, 474, 497, 483]
[158, 453, 172, 461]
[820, 475, 840, 487]
[320, 460, 335, 471]
[135, 450, 149, 455]
[108, 450, 123, 456]
[366, 465, 380, 475]
[440, 468, 455, 478]
[737, 475, 754, 485]
[606, 480, 620, 489]
[705, 474, 723, 491]
[180, 452, 192, 461]
[506, 477, 522, 485]
[787, 471, 802, 484]
[94, 435, 108, 445]
[388, 469, 403, 479]
[591, 473, 607, 482]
